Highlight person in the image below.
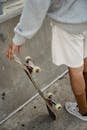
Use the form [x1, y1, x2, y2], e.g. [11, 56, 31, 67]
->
[6, 0, 87, 121]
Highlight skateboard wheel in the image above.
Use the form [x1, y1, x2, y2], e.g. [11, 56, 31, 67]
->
[25, 56, 32, 61]
[33, 66, 41, 73]
[55, 104, 62, 110]
[47, 92, 54, 98]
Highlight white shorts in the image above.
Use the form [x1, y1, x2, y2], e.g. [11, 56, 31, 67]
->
[52, 25, 87, 68]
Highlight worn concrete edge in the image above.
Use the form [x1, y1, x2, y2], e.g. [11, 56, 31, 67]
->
[0, 7, 22, 24]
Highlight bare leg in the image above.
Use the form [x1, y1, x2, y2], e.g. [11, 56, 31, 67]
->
[68, 66, 87, 115]
[83, 57, 87, 98]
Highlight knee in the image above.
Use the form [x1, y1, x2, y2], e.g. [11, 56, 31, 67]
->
[84, 57, 87, 72]
[68, 66, 84, 78]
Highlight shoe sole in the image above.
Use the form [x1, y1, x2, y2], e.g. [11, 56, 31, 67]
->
[65, 102, 87, 121]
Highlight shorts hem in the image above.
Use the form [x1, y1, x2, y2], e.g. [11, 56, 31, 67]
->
[52, 60, 84, 68]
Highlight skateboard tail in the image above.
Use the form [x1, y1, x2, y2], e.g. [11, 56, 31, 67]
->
[24, 68, 57, 120]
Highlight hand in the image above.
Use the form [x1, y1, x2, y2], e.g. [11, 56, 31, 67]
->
[6, 43, 22, 60]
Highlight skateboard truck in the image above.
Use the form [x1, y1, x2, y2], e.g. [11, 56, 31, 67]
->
[25, 56, 41, 73]
[13, 54, 62, 120]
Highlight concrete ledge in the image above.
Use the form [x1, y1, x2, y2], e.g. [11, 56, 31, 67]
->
[0, 0, 24, 23]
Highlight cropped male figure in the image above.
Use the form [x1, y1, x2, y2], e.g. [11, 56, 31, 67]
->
[6, 0, 87, 120]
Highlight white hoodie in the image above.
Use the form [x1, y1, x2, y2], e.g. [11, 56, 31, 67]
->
[13, 0, 87, 45]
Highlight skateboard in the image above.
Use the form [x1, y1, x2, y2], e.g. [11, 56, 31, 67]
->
[14, 55, 62, 120]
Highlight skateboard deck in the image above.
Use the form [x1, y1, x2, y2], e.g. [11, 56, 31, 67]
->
[14, 55, 62, 120]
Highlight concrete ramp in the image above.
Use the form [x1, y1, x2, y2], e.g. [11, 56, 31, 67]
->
[0, 16, 67, 122]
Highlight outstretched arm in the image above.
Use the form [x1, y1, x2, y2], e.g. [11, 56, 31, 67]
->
[6, 0, 51, 59]
[13, 0, 51, 45]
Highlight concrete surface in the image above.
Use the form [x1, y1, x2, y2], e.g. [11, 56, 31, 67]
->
[0, 73, 87, 130]
[0, 14, 87, 130]
[0, 15, 67, 123]
[0, 0, 24, 23]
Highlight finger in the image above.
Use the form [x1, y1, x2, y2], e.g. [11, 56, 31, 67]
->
[8, 48, 11, 59]
[11, 44, 16, 54]
[18, 45, 22, 54]
[6, 44, 11, 58]
[7, 44, 15, 60]
[10, 44, 16, 59]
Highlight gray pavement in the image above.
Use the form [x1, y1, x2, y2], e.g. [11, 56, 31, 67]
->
[0, 74, 87, 130]
[0, 16, 87, 130]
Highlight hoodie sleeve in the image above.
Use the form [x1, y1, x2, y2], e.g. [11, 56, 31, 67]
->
[13, 0, 51, 45]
